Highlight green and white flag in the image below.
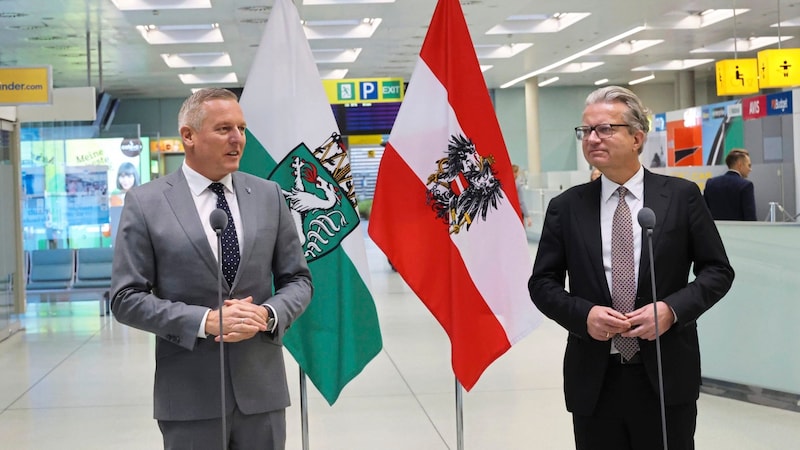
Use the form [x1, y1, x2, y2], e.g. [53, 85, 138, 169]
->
[238, 0, 382, 405]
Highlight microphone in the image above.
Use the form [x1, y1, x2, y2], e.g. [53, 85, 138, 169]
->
[209, 208, 228, 450]
[637, 206, 668, 450]
[210, 208, 229, 233]
[637, 207, 656, 230]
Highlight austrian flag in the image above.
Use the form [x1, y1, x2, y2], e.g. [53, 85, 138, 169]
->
[369, 0, 541, 390]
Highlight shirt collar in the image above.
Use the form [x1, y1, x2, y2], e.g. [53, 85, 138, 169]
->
[601, 165, 644, 203]
[182, 163, 234, 197]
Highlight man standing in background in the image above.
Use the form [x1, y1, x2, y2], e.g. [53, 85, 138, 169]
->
[703, 149, 757, 221]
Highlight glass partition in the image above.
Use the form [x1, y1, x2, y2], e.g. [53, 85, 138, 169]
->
[699, 222, 800, 397]
[20, 123, 150, 250]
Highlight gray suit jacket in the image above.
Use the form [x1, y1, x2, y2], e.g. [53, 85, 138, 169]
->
[110, 169, 312, 421]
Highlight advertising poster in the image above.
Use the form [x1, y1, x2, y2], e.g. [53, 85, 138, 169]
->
[666, 107, 703, 167]
[64, 166, 109, 226]
[701, 100, 744, 166]
[642, 113, 667, 168]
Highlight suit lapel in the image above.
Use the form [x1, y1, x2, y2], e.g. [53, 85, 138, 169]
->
[232, 172, 257, 280]
[577, 181, 611, 303]
[639, 170, 670, 292]
[163, 170, 220, 279]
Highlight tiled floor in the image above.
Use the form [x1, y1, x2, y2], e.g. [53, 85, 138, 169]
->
[1, 236, 798, 449]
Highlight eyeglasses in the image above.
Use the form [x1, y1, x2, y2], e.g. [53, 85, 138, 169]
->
[574, 123, 629, 141]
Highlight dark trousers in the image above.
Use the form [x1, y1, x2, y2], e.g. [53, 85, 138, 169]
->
[572, 361, 696, 450]
[159, 406, 286, 450]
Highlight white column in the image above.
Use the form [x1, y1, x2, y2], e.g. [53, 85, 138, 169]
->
[524, 78, 541, 181]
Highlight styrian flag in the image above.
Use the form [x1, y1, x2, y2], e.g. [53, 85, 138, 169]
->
[368, 0, 541, 390]
[238, 0, 382, 405]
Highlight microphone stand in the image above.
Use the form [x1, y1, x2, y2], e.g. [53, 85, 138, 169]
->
[215, 229, 227, 450]
[644, 226, 668, 450]
[210, 207, 229, 450]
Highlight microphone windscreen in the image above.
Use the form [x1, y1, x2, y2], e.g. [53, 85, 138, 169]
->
[637, 207, 656, 229]
[210, 208, 229, 232]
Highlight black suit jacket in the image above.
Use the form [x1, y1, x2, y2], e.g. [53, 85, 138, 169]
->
[703, 170, 757, 221]
[529, 169, 734, 416]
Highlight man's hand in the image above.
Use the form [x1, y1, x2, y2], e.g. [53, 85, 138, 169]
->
[205, 296, 269, 342]
[621, 301, 674, 341]
[587, 305, 632, 341]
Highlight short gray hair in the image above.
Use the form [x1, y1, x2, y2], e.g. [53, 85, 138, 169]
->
[585, 86, 651, 137]
[178, 88, 239, 131]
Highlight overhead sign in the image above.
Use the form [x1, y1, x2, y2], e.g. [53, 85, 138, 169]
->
[715, 59, 759, 96]
[758, 48, 800, 89]
[0, 66, 53, 105]
[766, 91, 793, 115]
[742, 95, 766, 120]
[323, 77, 404, 104]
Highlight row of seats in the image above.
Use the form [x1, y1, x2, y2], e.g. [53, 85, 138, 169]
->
[26, 247, 113, 315]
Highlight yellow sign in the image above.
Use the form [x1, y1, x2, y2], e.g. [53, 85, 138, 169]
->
[322, 77, 404, 104]
[758, 48, 800, 89]
[715, 59, 759, 96]
[0, 66, 52, 105]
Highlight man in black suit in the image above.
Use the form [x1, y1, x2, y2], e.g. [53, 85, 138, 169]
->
[703, 149, 757, 220]
[529, 86, 734, 450]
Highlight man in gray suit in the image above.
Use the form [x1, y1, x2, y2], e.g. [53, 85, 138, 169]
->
[111, 88, 312, 449]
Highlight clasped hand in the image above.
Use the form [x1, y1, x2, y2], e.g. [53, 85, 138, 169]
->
[587, 302, 674, 342]
[205, 296, 269, 342]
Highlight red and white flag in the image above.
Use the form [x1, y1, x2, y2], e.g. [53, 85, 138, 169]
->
[368, 0, 541, 390]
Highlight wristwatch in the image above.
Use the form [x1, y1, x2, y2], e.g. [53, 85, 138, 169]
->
[264, 306, 276, 332]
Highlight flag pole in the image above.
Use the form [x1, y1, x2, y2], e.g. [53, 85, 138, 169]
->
[455, 377, 464, 450]
[300, 368, 309, 450]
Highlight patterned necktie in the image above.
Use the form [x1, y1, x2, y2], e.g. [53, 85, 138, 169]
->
[611, 186, 640, 360]
[208, 182, 240, 287]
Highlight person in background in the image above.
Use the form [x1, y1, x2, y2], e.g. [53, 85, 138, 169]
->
[590, 167, 602, 181]
[529, 85, 734, 450]
[703, 149, 757, 221]
[110, 161, 140, 206]
[512, 164, 533, 227]
[110, 88, 312, 450]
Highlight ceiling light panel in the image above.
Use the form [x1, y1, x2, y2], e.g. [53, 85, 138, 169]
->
[137, 24, 223, 45]
[474, 43, 533, 59]
[538, 76, 559, 87]
[655, 9, 749, 30]
[501, 25, 646, 88]
[629, 74, 655, 85]
[161, 52, 231, 68]
[552, 62, 604, 73]
[112, 0, 211, 11]
[595, 40, 664, 55]
[318, 69, 349, 79]
[632, 59, 714, 71]
[304, 18, 382, 40]
[486, 13, 590, 35]
[178, 72, 238, 84]
[312, 48, 362, 63]
[773, 17, 800, 27]
[690, 36, 793, 53]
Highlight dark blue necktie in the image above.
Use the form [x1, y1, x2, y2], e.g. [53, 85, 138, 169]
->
[208, 182, 240, 287]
